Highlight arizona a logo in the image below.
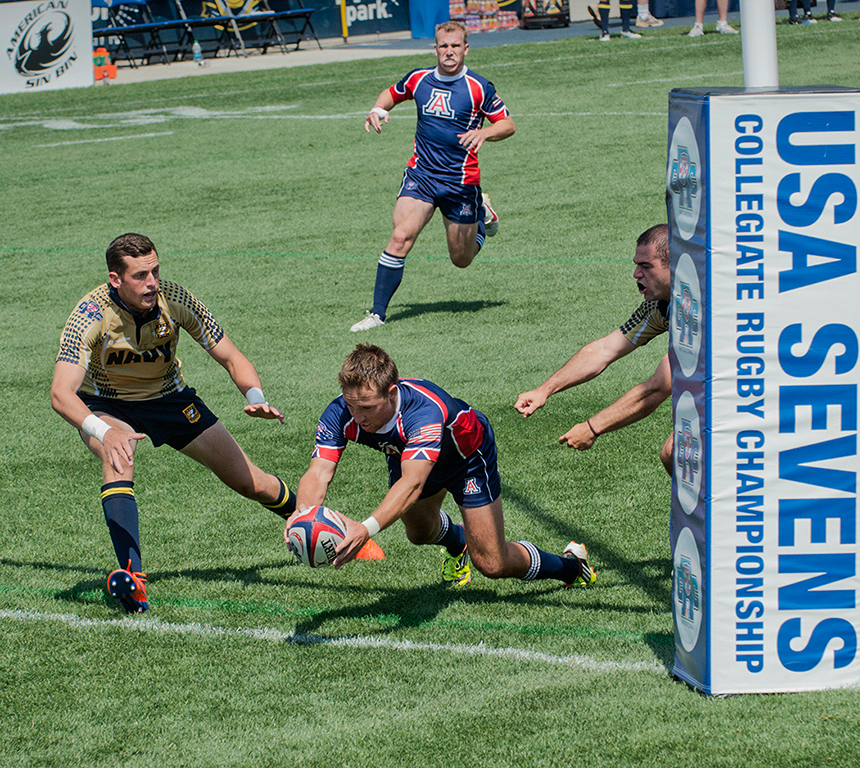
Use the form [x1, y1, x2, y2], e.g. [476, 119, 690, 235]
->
[463, 477, 481, 495]
[422, 88, 454, 119]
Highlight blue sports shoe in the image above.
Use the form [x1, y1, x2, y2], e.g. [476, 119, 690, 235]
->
[107, 562, 148, 613]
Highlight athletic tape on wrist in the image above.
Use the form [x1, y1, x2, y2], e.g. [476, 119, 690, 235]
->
[246, 387, 266, 405]
[369, 107, 389, 120]
[82, 414, 112, 443]
[362, 516, 381, 538]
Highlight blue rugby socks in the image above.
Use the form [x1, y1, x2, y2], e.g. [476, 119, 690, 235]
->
[371, 251, 405, 321]
[101, 481, 142, 573]
[518, 540, 581, 583]
[434, 510, 466, 557]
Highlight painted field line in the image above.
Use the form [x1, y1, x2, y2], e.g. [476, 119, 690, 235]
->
[37, 132, 174, 148]
[1, 608, 665, 675]
[608, 71, 744, 87]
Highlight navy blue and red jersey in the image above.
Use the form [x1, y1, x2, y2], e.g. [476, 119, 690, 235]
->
[390, 66, 509, 185]
[313, 378, 486, 478]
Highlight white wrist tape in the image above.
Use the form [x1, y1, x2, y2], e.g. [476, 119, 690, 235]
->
[362, 516, 381, 538]
[82, 414, 112, 443]
[369, 107, 389, 120]
[246, 387, 266, 405]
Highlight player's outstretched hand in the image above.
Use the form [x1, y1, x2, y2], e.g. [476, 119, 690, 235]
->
[333, 514, 369, 569]
[243, 402, 285, 423]
[559, 422, 597, 451]
[283, 505, 312, 531]
[102, 427, 147, 474]
[514, 389, 547, 417]
[365, 107, 389, 134]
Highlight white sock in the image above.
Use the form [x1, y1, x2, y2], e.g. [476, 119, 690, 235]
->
[637, 3, 649, 16]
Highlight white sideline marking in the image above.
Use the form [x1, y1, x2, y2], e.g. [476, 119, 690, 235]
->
[0, 608, 665, 674]
[37, 132, 174, 148]
[608, 70, 744, 87]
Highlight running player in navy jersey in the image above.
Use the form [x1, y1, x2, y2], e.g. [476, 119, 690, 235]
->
[51, 233, 296, 614]
[349, 20, 516, 332]
[291, 344, 595, 589]
[515, 224, 674, 472]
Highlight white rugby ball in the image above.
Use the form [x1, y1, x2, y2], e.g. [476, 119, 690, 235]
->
[286, 505, 347, 568]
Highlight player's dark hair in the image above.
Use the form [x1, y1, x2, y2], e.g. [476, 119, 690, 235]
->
[435, 20, 468, 42]
[637, 224, 669, 268]
[106, 233, 157, 275]
[339, 344, 399, 395]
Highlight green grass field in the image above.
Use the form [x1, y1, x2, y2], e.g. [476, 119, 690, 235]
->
[1, 17, 859, 767]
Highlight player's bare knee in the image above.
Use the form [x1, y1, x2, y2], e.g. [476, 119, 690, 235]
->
[660, 435, 674, 476]
[661, 449, 673, 476]
[449, 250, 476, 269]
[404, 526, 435, 546]
[389, 231, 413, 255]
[470, 552, 506, 579]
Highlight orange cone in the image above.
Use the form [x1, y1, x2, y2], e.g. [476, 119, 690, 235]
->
[355, 539, 385, 560]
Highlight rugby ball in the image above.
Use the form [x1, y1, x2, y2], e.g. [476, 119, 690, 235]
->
[286, 506, 347, 568]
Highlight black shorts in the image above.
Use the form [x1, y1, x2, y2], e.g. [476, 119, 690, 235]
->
[80, 388, 219, 450]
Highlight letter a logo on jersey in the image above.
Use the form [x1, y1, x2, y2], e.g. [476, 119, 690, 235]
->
[422, 88, 454, 119]
[463, 477, 481, 495]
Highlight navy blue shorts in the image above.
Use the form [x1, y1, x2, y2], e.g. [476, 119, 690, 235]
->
[387, 411, 501, 508]
[80, 388, 219, 450]
[398, 167, 485, 225]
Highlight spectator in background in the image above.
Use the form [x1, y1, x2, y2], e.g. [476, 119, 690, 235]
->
[588, 2, 642, 40]
[636, 2, 664, 26]
[788, 0, 842, 22]
[687, 0, 738, 35]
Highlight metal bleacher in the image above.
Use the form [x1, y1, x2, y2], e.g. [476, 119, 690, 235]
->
[92, 0, 320, 68]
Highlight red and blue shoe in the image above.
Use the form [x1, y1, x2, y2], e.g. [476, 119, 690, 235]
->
[107, 562, 148, 613]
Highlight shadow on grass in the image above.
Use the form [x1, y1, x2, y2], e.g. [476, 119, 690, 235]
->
[2, 551, 675, 668]
[388, 299, 505, 323]
[502, 482, 674, 610]
[287, 581, 573, 639]
[0, 556, 294, 611]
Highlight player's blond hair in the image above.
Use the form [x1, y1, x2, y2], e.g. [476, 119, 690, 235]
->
[339, 344, 399, 395]
[637, 224, 669, 268]
[435, 20, 468, 42]
[106, 233, 157, 276]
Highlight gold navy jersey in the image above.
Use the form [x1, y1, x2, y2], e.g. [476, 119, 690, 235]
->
[390, 66, 509, 186]
[57, 280, 224, 400]
[619, 299, 670, 348]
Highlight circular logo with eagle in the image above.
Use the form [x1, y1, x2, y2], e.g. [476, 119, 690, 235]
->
[11, 5, 76, 79]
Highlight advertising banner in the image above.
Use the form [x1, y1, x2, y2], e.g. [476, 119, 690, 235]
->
[1, 0, 92, 94]
[332, 0, 409, 38]
[668, 87, 860, 695]
[0, 0, 93, 93]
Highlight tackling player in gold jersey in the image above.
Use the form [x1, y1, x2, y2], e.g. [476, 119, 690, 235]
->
[51, 233, 295, 613]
